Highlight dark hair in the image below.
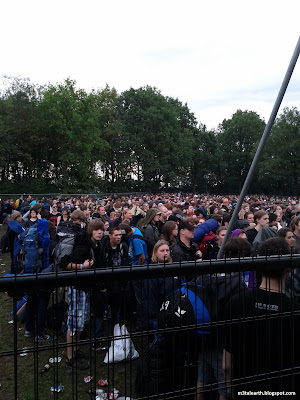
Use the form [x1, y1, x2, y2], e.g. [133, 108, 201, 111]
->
[258, 237, 291, 279]
[118, 222, 132, 235]
[222, 213, 231, 224]
[224, 238, 252, 258]
[194, 208, 204, 217]
[244, 211, 254, 220]
[41, 210, 50, 220]
[87, 219, 105, 236]
[210, 215, 223, 224]
[108, 225, 122, 235]
[161, 221, 177, 245]
[277, 228, 293, 240]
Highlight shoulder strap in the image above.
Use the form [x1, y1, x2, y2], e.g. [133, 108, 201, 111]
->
[132, 234, 147, 242]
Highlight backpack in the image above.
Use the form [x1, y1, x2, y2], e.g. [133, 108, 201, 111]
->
[158, 276, 246, 341]
[47, 300, 68, 332]
[54, 221, 81, 269]
[17, 220, 50, 274]
[0, 227, 15, 253]
[198, 231, 216, 256]
[158, 282, 211, 340]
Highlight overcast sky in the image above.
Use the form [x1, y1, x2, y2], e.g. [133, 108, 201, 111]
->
[1, 0, 300, 129]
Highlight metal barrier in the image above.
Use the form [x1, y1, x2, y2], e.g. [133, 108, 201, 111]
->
[0, 256, 300, 400]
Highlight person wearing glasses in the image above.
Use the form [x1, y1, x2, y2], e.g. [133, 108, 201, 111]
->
[49, 203, 62, 227]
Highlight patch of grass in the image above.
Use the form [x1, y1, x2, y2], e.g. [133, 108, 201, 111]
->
[0, 225, 143, 400]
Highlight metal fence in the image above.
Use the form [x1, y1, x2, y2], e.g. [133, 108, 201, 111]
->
[0, 256, 300, 400]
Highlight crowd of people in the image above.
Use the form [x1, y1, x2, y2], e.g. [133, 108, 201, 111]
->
[1, 192, 300, 399]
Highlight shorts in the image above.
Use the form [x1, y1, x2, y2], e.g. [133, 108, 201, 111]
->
[67, 287, 90, 335]
[197, 349, 227, 396]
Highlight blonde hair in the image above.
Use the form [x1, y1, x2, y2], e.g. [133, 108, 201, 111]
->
[151, 240, 172, 263]
[10, 211, 22, 222]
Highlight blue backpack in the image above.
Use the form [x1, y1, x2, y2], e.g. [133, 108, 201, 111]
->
[17, 219, 50, 274]
[158, 282, 212, 339]
[158, 275, 246, 340]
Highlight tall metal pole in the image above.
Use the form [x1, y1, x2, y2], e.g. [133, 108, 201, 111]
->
[217, 36, 300, 259]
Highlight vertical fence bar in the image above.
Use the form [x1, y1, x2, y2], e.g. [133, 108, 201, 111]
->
[217, 35, 300, 259]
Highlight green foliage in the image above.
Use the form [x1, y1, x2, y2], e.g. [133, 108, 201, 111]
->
[0, 75, 299, 194]
[119, 86, 196, 191]
[257, 107, 300, 194]
[217, 110, 266, 192]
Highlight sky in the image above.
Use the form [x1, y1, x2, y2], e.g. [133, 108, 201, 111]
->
[1, 0, 300, 130]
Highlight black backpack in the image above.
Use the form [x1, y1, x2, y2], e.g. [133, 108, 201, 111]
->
[0, 227, 15, 253]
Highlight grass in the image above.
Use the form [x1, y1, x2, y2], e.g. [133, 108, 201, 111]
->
[0, 225, 143, 400]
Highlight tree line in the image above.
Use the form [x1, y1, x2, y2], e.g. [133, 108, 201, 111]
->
[0, 76, 299, 195]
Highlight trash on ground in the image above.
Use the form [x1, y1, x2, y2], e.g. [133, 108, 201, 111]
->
[50, 385, 64, 392]
[49, 357, 62, 363]
[97, 379, 108, 387]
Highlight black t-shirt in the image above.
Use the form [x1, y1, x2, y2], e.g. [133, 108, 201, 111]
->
[223, 288, 300, 396]
[246, 228, 258, 244]
[50, 212, 62, 227]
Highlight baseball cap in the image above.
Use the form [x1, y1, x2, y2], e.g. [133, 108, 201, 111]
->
[178, 220, 196, 232]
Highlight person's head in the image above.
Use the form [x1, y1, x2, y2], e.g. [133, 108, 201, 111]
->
[151, 240, 172, 263]
[178, 220, 195, 241]
[158, 206, 169, 222]
[32, 203, 42, 214]
[99, 206, 106, 216]
[103, 218, 110, 231]
[109, 226, 122, 246]
[70, 209, 86, 224]
[161, 221, 178, 242]
[224, 237, 252, 258]
[216, 226, 227, 246]
[87, 218, 105, 242]
[185, 216, 198, 227]
[244, 211, 254, 224]
[10, 211, 22, 223]
[231, 229, 247, 239]
[290, 216, 300, 233]
[210, 214, 223, 225]
[122, 208, 132, 221]
[242, 203, 250, 213]
[254, 210, 269, 227]
[277, 228, 295, 248]
[118, 222, 132, 236]
[29, 208, 37, 219]
[51, 204, 58, 213]
[62, 206, 69, 216]
[83, 207, 91, 220]
[258, 237, 291, 279]
[41, 210, 50, 220]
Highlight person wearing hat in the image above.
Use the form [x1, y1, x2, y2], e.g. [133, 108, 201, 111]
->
[231, 229, 247, 239]
[136, 208, 161, 259]
[171, 220, 202, 264]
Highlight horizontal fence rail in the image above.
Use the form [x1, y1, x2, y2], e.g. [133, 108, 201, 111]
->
[0, 257, 300, 400]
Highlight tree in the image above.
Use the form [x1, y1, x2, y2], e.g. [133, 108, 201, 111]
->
[257, 107, 300, 194]
[189, 124, 220, 193]
[119, 86, 196, 192]
[37, 79, 107, 190]
[217, 110, 265, 192]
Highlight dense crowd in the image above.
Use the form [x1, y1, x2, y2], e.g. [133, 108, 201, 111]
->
[1, 193, 300, 399]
